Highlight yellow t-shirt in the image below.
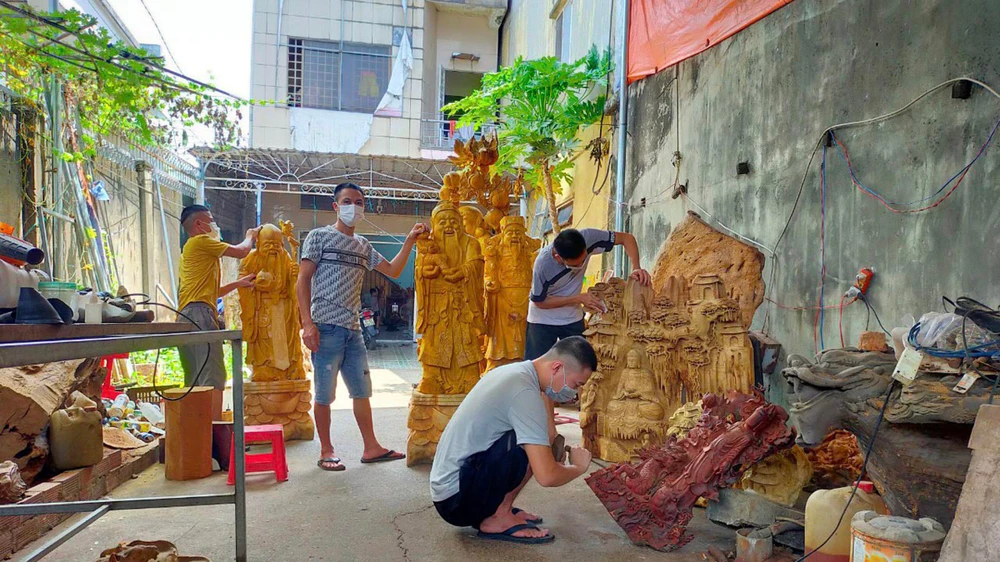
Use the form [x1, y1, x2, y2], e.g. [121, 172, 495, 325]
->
[177, 234, 229, 311]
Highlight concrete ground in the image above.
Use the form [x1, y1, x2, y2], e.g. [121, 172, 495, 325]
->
[14, 343, 736, 562]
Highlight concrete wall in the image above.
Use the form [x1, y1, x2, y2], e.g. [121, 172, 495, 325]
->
[250, 0, 428, 157]
[260, 191, 429, 237]
[625, 0, 1000, 393]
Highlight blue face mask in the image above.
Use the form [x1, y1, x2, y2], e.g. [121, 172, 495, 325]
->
[545, 365, 577, 403]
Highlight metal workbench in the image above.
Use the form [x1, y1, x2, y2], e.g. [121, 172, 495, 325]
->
[0, 330, 248, 562]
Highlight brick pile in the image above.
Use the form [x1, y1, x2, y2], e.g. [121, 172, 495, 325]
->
[0, 443, 159, 560]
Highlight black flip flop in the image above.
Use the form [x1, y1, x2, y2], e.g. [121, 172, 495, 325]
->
[317, 457, 345, 471]
[512, 508, 543, 525]
[360, 450, 406, 464]
[477, 523, 554, 545]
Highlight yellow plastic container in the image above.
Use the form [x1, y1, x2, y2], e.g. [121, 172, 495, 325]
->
[805, 482, 889, 562]
[49, 394, 103, 470]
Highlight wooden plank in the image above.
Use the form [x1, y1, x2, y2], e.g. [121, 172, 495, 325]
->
[0, 323, 193, 343]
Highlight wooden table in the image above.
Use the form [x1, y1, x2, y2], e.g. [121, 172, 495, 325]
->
[0, 322, 193, 343]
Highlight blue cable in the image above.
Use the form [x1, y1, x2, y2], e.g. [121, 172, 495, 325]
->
[830, 116, 1000, 207]
[907, 322, 1000, 358]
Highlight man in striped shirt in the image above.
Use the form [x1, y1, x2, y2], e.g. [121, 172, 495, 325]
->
[296, 182, 428, 472]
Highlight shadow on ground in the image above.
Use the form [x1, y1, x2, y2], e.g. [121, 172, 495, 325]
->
[14, 346, 735, 561]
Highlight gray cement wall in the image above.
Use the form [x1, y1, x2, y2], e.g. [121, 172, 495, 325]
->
[625, 0, 1000, 402]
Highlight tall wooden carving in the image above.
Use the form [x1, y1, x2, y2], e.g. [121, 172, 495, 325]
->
[237, 221, 314, 441]
[483, 216, 540, 370]
[582, 275, 755, 462]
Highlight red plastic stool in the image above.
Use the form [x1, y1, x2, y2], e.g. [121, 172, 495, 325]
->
[100, 353, 130, 400]
[227, 424, 288, 485]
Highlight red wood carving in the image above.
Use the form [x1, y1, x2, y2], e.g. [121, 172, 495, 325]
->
[585, 391, 795, 551]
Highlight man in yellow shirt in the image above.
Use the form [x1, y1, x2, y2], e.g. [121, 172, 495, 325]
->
[177, 204, 258, 420]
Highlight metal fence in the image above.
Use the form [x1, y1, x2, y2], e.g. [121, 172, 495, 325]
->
[419, 113, 496, 151]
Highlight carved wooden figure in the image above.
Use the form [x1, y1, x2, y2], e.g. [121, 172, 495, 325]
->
[483, 216, 540, 371]
[408, 201, 486, 465]
[237, 222, 314, 441]
[582, 275, 756, 461]
[586, 391, 795, 552]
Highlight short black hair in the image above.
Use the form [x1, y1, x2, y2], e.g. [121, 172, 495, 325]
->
[180, 204, 210, 226]
[553, 229, 587, 260]
[370, 288, 377, 294]
[549, 336, 598, 372]
[333, 182, 364, 199]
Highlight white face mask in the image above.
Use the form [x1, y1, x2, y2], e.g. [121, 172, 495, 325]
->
[338, 203, 364, 227]
[204, 221, 221, 240]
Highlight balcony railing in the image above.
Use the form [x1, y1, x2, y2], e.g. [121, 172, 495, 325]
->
[420, 114, 496, 151]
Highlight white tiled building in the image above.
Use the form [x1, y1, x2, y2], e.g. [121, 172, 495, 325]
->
[249, 0, 506, 160]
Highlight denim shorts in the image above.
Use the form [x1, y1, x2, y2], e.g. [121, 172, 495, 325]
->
[312, 324, 372, 405]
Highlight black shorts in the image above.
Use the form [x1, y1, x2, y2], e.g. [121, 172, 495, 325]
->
[523, 319, 586, 360]
[434, 430, 528, 529]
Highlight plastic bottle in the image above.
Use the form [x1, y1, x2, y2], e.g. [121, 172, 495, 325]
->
[804, 482, 889, 562]
[84, 291, 103, 324]
[49, 393, 103, 470]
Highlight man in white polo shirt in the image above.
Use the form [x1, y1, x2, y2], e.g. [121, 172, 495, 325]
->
[430, 336, 599, 544]
[525, 227, 651, 360]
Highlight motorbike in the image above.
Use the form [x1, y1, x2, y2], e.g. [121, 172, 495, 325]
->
[360, 307, 378, 349]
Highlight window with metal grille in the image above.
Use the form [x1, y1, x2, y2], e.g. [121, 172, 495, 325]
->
[287, 38, 392, 114]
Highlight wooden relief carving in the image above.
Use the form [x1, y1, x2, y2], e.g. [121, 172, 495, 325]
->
[586, 391, 795, 552]
[582, 275, 756, 461]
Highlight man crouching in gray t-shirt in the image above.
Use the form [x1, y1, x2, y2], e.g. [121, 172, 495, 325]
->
[429, 336, 598, 544]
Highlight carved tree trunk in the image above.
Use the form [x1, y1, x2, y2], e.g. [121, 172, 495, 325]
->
[0, 358, 105, 485]
[542, 164, 561, 234]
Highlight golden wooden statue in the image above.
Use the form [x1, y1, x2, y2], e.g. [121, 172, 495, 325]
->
[483, 216, 540, 371]
[407, 201, 485, 465]
[582, 275, 755, 461]
[737, 446, 814, 507]
[237, 221, 314, 441]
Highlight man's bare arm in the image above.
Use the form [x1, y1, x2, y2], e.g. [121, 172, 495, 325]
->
[296, 260, 319, 351]
[524, 444, 591, 488]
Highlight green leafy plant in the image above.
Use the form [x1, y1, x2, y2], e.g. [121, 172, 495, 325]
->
[443, 46, 612, 233]
[0, 4, 247, 149]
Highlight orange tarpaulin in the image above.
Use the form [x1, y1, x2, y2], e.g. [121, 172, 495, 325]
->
[628, 0, 795, 83]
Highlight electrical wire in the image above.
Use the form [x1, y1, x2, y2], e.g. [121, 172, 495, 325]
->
[0, 0, 244, 100]
[857, 292, 891, 337]
[763, 77, 1000, 335]
[815, 141, 829, 354]
[796, 381, 898, 562]
[120, 293, 212, 402]
[139, 0, 184, 74]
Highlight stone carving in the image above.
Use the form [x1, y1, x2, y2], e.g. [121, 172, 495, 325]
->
[666, 400, 703, 440]
[586, 391, 795, 552]
[0, 461, 26, 504]
[736, 446, 813, 507]
[650, 212, 765, 329]
[782, 348, 994, 527]
[408, 200, 486, 465]
[804, 429, 863, 489]
[582, 276, 755, 461]
[238, 221, 314, 441]
[483, 216, 540, 371]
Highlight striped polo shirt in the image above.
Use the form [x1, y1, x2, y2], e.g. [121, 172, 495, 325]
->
[301, 226, 385, 330]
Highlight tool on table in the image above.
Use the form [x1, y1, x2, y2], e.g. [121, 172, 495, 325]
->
[0, 223, 44, 266]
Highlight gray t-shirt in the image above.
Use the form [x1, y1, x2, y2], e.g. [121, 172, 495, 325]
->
[526, 229, 615, 325]
[429, 361, 551, 501]
[301, 226, 385, 330]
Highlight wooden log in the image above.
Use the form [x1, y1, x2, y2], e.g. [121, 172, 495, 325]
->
[0, 358, 104, 485]
[164, 386, 214, 481]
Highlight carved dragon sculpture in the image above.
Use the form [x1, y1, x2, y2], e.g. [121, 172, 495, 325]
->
[782, 348, 995, 527]
[586, 391, 795, 552]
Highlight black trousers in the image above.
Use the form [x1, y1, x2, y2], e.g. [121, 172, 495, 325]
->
[523, 319, 586, 360]
[433, 430, 528, 529]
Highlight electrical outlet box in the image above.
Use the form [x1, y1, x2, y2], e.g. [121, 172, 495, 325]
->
[892, 347, 923, 386]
